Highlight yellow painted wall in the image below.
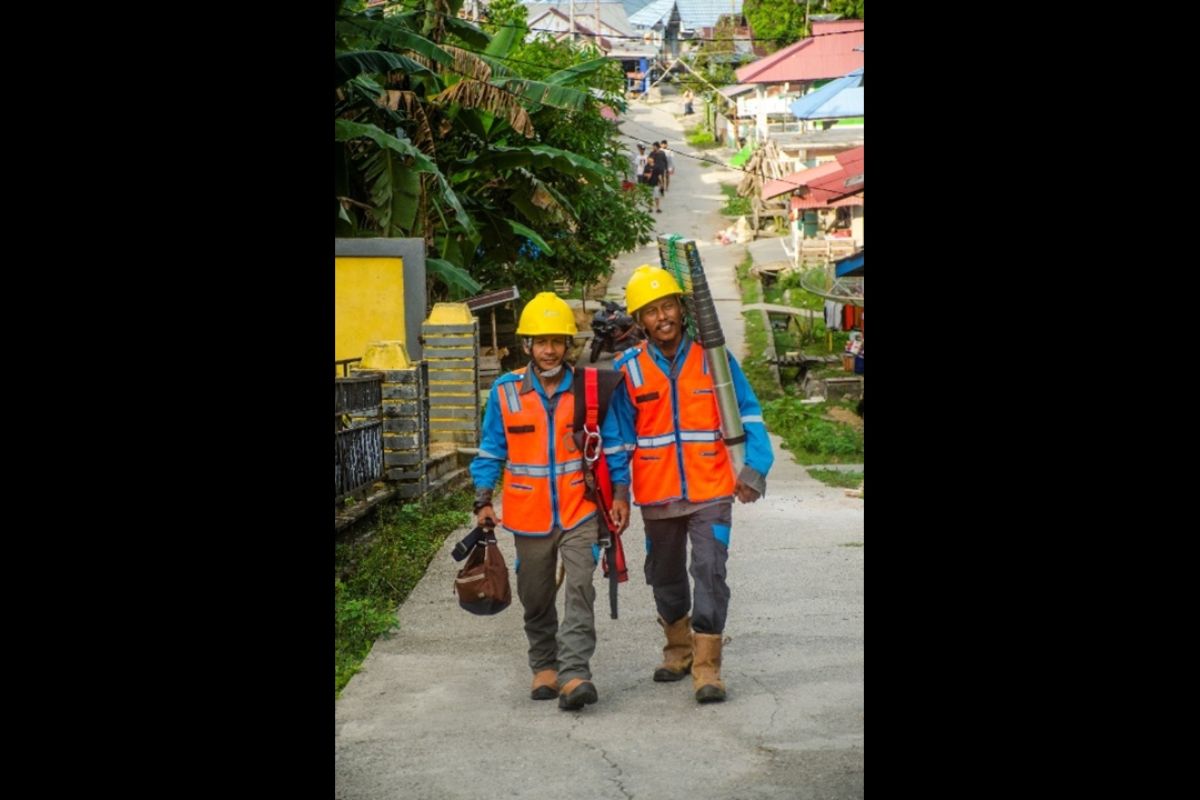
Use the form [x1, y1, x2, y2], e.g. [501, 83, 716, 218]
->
[335, 257, 406, 365]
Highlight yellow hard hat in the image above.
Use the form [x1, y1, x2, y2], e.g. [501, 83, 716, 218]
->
[516, 292, 578, 337]
[624, 264, 683, 317]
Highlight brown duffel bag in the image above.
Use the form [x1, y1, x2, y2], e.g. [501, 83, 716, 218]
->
[453, 525, 511, 615]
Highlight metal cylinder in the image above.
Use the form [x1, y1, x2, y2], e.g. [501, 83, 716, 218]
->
[679, 238, 745, 478]
[702, 345, 746, 476]
[685, 256, 725, 349]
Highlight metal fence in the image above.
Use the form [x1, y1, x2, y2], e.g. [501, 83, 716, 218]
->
[335, 372, 383, 503]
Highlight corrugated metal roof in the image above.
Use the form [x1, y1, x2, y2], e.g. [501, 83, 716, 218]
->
[789, 193, 863, 210]
[770, 127, 865, 149]
[736, 19, 863, 84]
[621, 0, 655, 15]
[525, 2, 636, 37]
[764, 146, 863, 203]
[834, 146, 863, 175]
[804, 146, 863, 200]
[628, 0, 674, 26]
[677, 0, 744, 28]
[761, 161, 844, 201]
[717, 83, 756, 97]
[628, 0, 744, 29]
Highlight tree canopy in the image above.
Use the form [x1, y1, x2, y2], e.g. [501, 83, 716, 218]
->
[336, 0, 653, 301]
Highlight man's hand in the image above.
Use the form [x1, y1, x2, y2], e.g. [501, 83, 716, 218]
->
[734, 480, 761, 504]
[610, 499, 630, 533]
[476, 504, 500, 528]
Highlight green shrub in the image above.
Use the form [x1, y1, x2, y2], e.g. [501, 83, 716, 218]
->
[763, 398, 864, 464]
[719, 184, 751, 217]
[685, 127, 721, 149]
[335, 490, 473, 696]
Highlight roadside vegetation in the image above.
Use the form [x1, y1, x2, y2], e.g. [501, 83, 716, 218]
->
[736, 254, 865, 474]
[720, 183, 752, 217]
[808, 469, 864, 488]
[685, 126, 722, 150]
[336, 490, 473, 697]
[759, 398, 863, 465]
[336, 0, 654, 304]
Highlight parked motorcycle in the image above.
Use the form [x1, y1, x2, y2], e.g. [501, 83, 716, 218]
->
[589, 300, 645, 363]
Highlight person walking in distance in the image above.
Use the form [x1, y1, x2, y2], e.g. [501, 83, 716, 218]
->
[470, 293, 631, 710]
[611, 266, 774, 703]
[660, 140, 675, 193]
[648, 141, 668, 212]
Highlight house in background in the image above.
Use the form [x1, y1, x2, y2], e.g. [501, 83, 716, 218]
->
[714, 83, 756, 148]
[523, 2, 660, 92]
[628, 0, 746, 59]
[734, 18, 863, 142]
[768, 124, 863, 175]
[759, 145, 863, 261]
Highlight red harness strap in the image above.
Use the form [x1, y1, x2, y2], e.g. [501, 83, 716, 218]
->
[582, 368, 627, 587]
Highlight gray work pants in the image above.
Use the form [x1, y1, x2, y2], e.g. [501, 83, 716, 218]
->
[642, 501, 732, 634]
[513, 518, 599, 682]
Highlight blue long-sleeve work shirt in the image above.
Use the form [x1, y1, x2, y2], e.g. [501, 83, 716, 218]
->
[611, 336, 774, 500]
[470, 363, 630, 531]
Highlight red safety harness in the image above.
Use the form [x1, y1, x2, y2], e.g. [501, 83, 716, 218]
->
[579, 367, 628, 618]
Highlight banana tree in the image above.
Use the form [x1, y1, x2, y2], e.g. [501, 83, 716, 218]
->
[335, 0, 615, 298]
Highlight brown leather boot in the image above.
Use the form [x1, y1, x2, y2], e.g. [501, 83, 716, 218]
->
[692, 633, 726, 703]
[558, 678, 598, 710]
[531, 669, 558, 700]
[654, 615, 694, 682]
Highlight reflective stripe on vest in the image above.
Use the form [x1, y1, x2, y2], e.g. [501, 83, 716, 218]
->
[621, 344, 735, 505]
[498, 374, 596, 534]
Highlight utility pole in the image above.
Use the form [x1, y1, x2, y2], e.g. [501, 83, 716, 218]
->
[570, 0, 576, 44]
[596, 0, 601, 51]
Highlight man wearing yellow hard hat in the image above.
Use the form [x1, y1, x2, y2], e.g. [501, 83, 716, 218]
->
[470, 292, 631, 711]
[611, 265, 774, 703]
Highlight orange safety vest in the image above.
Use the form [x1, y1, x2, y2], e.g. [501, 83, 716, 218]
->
[496, 370, 596, 535]
[619, 343, 735, 506]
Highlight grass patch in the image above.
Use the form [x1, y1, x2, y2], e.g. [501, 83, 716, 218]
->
[735, 254, 783, 401]
[335, 489, 473, 697]
[736, 252, 761, 303]
[808, 469, 863, 488]
[719, 183, 752, 217]
[762, 397, 864, 464]
[685, 126, 722, 150]
[743, 308, 782, 401]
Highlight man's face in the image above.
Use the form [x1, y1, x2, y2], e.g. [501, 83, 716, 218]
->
[530, 336, 569, 371]
[639, 295, 683, 348]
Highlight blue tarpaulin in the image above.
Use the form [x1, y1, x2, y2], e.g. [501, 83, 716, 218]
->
[790, 68, 864, 120]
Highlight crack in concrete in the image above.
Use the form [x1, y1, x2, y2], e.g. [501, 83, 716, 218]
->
[599, 748, 634, 800]
[748, 674, 783, 746]
[562, 718, 634, 799]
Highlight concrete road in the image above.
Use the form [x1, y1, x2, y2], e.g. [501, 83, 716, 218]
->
[335, 97, 865, 800]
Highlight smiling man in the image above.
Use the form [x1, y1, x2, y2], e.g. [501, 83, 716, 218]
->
[470, 292, 630, 711]
[611, 265, 774, 703]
